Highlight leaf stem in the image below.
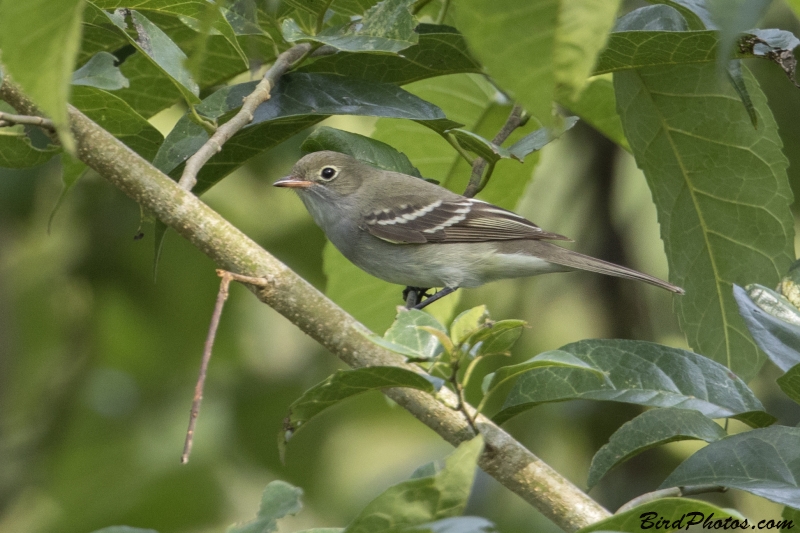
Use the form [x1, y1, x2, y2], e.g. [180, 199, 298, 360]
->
[464, 104, 524, 197]
[435, 0, 451, 24]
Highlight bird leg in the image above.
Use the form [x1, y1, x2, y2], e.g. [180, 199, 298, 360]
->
[403, 286, 431, 308]
[413, 287, 458, 310]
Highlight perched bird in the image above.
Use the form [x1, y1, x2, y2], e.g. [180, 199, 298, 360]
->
[274, 151, 683, 308]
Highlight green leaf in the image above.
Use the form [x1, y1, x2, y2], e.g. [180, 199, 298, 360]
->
[615, 62, 794, 381]
[586, 407, 726, 488]
[555, 0, 623, 99]
[577, 498, 743, 532]
[469, 319, 525, 357]
[70, 86, 164, 161]
[447, 129, 511, 164]
[71, 51, 130, 90]
[557, 76, 629, 151]
[91, 0, 248, 68]
[660, 426, 800, 509]
[227, 480, 303, 533]
[281, 366, 439, 454]
[708, 0, 772, 71]
[596, 31, 721, 74]
[299, 24, 482, 85]
[383, 517, 496, 533]
[48, 154, 88, 233]
[452, 0, 558, 126]
[449, 306, 488, 347]
[112, 50, 185, 118]
[0, 0, 84, 152]
[301, 126, 422, 177]
[734, 284, 800, 373]
[153, 73, 459, 194]
[777, 364, 800, 405]
[89, 528, 159, 533]
[782, 506, 800, 532]
[506, 116, 579, 160]
[614, 4, 689, 32]
[361, 309, 446, 360]
[282, 0, 418, 53]
[727, 59, 758, 128]
[342, 436, 483, 533]
[493, 339, 774, 427]
[0, 133, 60, 168]
[94, 7, 200, 104]
[481, 350, 604, 397]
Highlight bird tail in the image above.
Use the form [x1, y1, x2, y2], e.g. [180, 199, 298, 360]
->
[517, 240, 685, 294]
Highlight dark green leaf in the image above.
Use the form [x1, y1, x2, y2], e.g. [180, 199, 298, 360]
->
[298, 24, 482, 85]
[94, 7, 200, 104]
[113, 51, 185, 118]
[587, 408, 726, 488]
[596, 31, 721, 74]
[777, 364, 800, 405]
[481, 350, 604, 397]
[734, 284, 800, 373]
[0, 133, 60, 168]
[782, 506, 800, 532]
[361, 309, 446, 360]
[615, 62, 794, 381]
[506, 116, 579, 160]
[283, 0, 418, 53]
[154, 73, 459, 194]
[727, 60, 758, 128]
[577, 498, 743, 533]
[494, 339, 774, 427]
[70, 86, 164, 161]
[448, 130, 510, 164]
[281, 366, 439, 454]
[301, 126, 422, 177]
[660, 426, 800, 509]
[342, 437, 483, 533]
[557, 77, 629, 151]
[0, 0, 84, 152]
[227, 480, 303, 533]
[72, 51, 130, 90]
[655, 0, 714, 30]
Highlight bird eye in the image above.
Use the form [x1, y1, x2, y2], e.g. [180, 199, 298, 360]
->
[320, 167, 338, 180]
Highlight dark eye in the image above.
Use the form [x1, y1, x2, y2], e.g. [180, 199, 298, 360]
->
[320, 167, 337, 180]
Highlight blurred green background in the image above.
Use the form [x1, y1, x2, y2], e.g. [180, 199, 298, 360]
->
[4, 4, 800, 532]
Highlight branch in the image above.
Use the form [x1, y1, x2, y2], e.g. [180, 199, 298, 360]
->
[0, 81, 611, 533]
[177, 43, 313, 191]
[0, 110, 54, 130]
[463, 104, 525, 198]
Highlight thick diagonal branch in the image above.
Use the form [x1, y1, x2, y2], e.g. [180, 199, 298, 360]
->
[0, 82, 610, 533]
[177, 43, 313, 191]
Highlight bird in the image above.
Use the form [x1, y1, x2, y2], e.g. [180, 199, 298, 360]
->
[274, 151, 684, 309]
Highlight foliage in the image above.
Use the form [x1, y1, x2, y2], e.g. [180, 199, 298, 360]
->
[2, 0, 800, 532]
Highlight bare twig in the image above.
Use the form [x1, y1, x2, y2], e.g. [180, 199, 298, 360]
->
[181, 270, 272, 463]
[463, 104, 525, 198]
[177, 43, 313, 191]
[1, 81, 612, 533]
[0, 111, 54, 130]
[616, 484, 727, 514]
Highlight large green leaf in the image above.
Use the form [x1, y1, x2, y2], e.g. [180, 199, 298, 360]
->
[615, 62, 794, 381]
[577, 498, 744, 532]
[361, 309, 446, 360]
[586, 407, 726, 488]
[90, 0, 248, 67]
[227, 481, 303, 533]
[777, 364, 800, 405]
[557, 76, 629, 150]
[494, 339, 774, 427]
[298, 24, 482, 84]
[452, 0, 558, 126]
[153, 73, 459, 194]
[734, 284, 800, 373]
[661, 426, 800, 510]
[111, 50, 185, 118]
[0, 0, 85, 152]
[71, 51, 130, 90]
[70, 86, 164, 161]
[342, 437, 483, 533]
[555, 0, 622, 99]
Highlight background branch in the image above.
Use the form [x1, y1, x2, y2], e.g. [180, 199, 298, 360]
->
[463, 104, 524, 197]
[0, 82, 611, 532]
[0, 110, 54, 130]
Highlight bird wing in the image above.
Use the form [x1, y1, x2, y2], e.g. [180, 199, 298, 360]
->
[360, 197, 571, 244]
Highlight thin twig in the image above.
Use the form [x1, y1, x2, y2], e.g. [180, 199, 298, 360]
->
[435, 0, 451, 24]
[178, 43, 313, 191]
[616, 485, 727, 514]
[449, 357, 479, 434]
[181, 269, 272, 464]
[0, 111, 54, 130]
[463, 104, 525, 198]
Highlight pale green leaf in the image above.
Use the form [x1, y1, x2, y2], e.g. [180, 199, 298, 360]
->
[71, 51, 130, 90]
[227, 481, 303, 533]
[578, 498, 743, 532]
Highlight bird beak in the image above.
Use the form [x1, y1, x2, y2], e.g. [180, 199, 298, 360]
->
[273, 175, 313, 189]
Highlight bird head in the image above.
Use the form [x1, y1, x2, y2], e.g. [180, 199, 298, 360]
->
[273, 151, 365, 197]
